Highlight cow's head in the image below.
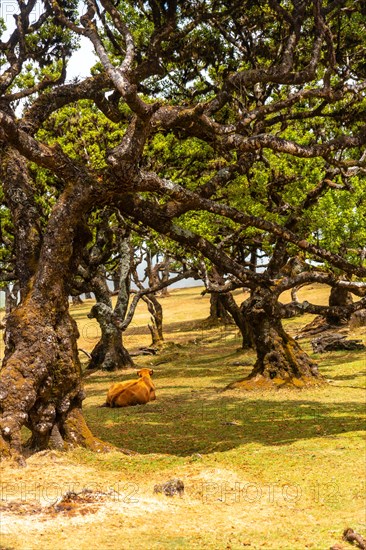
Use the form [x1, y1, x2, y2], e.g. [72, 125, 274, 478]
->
[137, 368, 154, 377]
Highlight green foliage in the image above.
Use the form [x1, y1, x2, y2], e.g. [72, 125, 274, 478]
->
[1, 0, 365, 292]
[311, 176, 366, 263]
[0, 201, 14, 289]
[144, 132, 216, 188]
[38, 101, 126, 171]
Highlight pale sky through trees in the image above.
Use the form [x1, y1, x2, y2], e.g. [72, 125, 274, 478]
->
[0, 1, 96, 80]
[67, 35, 97, 80]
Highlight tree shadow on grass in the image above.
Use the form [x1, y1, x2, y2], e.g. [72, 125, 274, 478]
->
[326, 370, 366, 382]
[318, 356, 366, 388]
[83, 338, 365, 456]
[84, 346, 253, 387]
[316, 351, 365, 367]
[125, 317, 219, 338]
[84, 391, 366, 457]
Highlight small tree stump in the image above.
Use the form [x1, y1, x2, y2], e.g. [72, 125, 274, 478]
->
[312, 333, 366, 353]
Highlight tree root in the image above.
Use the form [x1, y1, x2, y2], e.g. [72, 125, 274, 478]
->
[130, 347, 158, 356]
[296, 315, 331, 338]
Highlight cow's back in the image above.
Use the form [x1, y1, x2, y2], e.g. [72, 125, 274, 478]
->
[112, 381, 150, 407]
[105, 369, 156, 407]
[106, 379, 136, 406]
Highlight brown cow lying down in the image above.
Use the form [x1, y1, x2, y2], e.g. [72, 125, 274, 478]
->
[103, 368, 156, 408]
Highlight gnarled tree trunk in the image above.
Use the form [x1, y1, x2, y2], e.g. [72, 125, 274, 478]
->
[205, 267, 233, 326]
[143, 294, 164, 348]
[326, 286, 353, 325]
[87, 301, 133, 370]
[0, 288, 113, 462]
[0, 149, 111, 461]
[158, 256, 171, 298]
[220, 293, 254, 349]
[228, 290, 323, 390]
[1, 293, 96, 455]
[87, 234, 134, 371]
[207, 292, 233, 325]
[131, 244, 166, 348]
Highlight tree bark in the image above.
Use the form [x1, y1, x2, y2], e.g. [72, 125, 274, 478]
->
[311, 333, 365, 353]
[207, 292, 233, 325]
[205, 267, 233, 326]
[132, 244, 166, 347]
[1, 148, 42, 298]
[227, 290, 323, 389]
[5, 283, 19, 315]
[112, 270, 120, 294]
[87, 302, 133, 371]
[221, 293, 254, 349]
[142, 294, 164, 348]
[0, 292, 108, 456]
[158, 256, 171, 297]
[0, 171, 111, 461]
[87, 235, 134, 371]
[350, 309, 366, 328]
[326, 286, 353, 325]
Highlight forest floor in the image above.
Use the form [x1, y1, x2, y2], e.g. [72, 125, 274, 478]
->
[0, 285, 365, 550]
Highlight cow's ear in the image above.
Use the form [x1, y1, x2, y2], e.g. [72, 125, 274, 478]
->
[150, 369, 154, 375]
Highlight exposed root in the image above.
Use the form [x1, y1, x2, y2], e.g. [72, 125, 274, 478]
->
[79, 348, 92, 359]
[296, 315, 331, 338]
[0, 436, 27, 467]
[63, 409, 122, 453]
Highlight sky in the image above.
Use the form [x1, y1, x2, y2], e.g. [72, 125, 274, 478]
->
[66, 36, 97, 81]
[0, 1, 96, 80]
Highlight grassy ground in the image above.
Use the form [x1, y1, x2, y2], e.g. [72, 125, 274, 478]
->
[0, 285, 365, 550]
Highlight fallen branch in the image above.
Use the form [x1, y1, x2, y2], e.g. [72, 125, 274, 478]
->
[312, 334, 365, 353]
[343, 528, 366, 550]
[350, 309, 366, 329]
